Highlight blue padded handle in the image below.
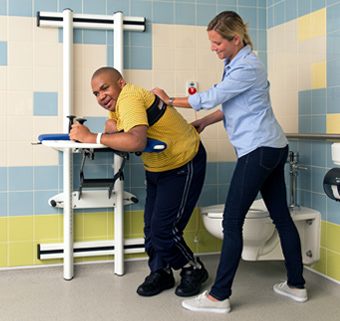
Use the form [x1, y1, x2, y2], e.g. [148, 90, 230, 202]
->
[38, 133, 70, 141]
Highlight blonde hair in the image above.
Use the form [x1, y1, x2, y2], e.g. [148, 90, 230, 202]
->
[207, 11, 253, 50]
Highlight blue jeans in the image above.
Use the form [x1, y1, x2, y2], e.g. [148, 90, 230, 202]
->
[210, 145, 305, 300]
[144, 142, 206, 272]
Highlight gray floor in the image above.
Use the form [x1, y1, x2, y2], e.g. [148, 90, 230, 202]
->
[1, 254, 340, 321]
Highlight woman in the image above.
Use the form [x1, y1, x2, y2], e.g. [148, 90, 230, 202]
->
[151, 11, 307, 314]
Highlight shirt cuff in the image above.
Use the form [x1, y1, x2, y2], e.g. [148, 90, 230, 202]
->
[188, 94, 202, 111]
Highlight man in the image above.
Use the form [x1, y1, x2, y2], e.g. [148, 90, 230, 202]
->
[70, 67, 208, 297]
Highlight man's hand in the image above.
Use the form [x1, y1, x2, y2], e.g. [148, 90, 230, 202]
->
[69, 123, 96, 143]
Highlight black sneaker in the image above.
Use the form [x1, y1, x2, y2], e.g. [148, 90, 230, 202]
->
[137, 267, 175, 297]
[175, 257, 209, 297]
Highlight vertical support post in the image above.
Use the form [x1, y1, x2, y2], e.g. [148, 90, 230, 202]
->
[113, 11, 124, 276]
[62, 8, 74, 280]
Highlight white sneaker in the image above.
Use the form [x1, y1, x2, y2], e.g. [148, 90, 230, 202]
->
[182, 290, 231, 314]
[273, 281, 308, 303]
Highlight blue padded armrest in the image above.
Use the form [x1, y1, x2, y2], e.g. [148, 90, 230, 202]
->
[38, 133, 167, 153]
[38, 133, 70, 142]
[142, 138, 167, 153]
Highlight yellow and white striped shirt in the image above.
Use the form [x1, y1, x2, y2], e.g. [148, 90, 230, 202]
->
[109, 83, 200, 172]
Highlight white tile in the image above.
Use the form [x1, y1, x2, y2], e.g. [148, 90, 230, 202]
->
[7, 91, 33, 116]
[0, 91, 7, 116]
[175, 47, 196, 71]
[153, 47, 175, 71]
[8, 17, 33, 42]
[153, 70, 175, 94]
[33, 23, 58, 43]
[0, 141, 7, 166]
[175, 25, 196, 48]
[33, 144, 59, 166]
[34, 42, 58, 67]
[7, 141, 33, 166]
[7, 116, 32, 141]
[83, 44, 106, 68]
[33, 67, 58, 92]
[8, 66, 33, 91]
[0, 16, 7, 41]
[201, 137, 217, 162]
[7, 41, 33, 67]
[0, 116, 7, 141]
[153, 24, 175, 47]
[0, 67, 7, 90]
[217, 138, 237, 162]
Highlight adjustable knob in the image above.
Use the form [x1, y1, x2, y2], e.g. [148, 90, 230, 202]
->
[76, 118, 87, 125]
[67, 115, 76, 133]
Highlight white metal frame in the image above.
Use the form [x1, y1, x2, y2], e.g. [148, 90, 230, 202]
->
[37, 9, 146, 280]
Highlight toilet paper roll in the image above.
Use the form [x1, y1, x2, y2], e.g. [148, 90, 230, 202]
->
[331, 143, 340, 165]
[331, 185, 340, 200]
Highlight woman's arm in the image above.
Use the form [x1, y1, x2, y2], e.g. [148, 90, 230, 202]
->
[151, 87, 192, 108]
[191, 110, 224, 134]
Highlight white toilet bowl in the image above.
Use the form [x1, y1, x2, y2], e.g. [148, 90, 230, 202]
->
[201, 199, 321, 265]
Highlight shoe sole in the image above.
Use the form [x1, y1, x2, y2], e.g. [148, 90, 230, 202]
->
[175, 271, 209, 297]
[137, 282, 175, 297]
[182, 301, 231, 314]
[273, 286, 308, 303]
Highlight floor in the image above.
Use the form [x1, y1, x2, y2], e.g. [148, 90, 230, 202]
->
[1, 254, 340, 321]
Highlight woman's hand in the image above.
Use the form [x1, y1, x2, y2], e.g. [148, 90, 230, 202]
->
[191, 119, 207, 134]
[150, 87, 169, 104]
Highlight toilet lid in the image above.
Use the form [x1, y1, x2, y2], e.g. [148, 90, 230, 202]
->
[201, 200, 270, 219]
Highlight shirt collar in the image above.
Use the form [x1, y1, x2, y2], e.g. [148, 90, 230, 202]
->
[224, 44, 252, 69]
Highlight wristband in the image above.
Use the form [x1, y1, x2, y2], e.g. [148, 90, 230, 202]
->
[96, 132, 103, 144]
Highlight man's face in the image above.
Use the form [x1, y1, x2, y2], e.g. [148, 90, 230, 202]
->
[91, 73, 125, 112]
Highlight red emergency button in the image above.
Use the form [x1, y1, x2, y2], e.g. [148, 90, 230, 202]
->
[188, 87, 197, 95]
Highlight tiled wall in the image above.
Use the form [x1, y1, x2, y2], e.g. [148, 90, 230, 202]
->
[0, 0, 339, 284]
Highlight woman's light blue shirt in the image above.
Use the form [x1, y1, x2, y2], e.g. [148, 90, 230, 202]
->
[188, 45, 288, 158]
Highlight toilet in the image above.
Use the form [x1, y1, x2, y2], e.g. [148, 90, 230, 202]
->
[201, 199, 321, 265]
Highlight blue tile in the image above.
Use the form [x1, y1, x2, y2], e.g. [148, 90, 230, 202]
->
[258, 0, 267, 7]
[299, 90, 312, 115]
[238, 7, 257, 29]
[218, 162, 236, 184]
[83, 30, 106, 45]
[33, 92, 58, 116]
[326, 197, 340, 224]
[249, 29, 257, 49]
[273, 2, 285, 26]
[299, 115, 312, 133]
[218, 0, 236, 5]
[131, 26, 152, 47]
[153, 2, 174, 24]
[217, 4, 237, 14]
[327, 0, 340, 5]
[83, 0, 106, 15]
[107, 45, 113, 67]
[327, 86, 340, 113]
[175, 3, 195, 25]
[312, 167, 327, 193]
[59, 0, 82, 14]
[258, 8, 266, 29]
[9, 191, 33, 216]
[130, 187, 146, 211]
[298, 189, 312, 207]
[131, 46, 152, 70]
[258, 29, 267, 51]
[327, 59, 340, 86]
[198, 184, 218, 207]
[197, 4, 217, 27]
[9, 167, 33, 191]
[131, 163, 146, 188]
[8, 0, 32, 17]
[327, 31, 340, 61]
[34, 0, 57, 13]
[312, 88, 326, 114]
[312, 141, 327, 167]
[205, 162, 217, 185]
[285, 0, 298, 22]
[34, 166, 58, 190]
[0, 0, 6, 15]
[107, 0, 129, 16]
[0, 41, 7, 66]
[238, 0, 257, 7]
[267, 6, 274, 29]
[34, 190, 59, 215]
[0, 193, 6, 217]
[297, 165, 312, 190]
[299, 141, 312, 165]
[0, 167, 7, 191]
[218, 184, 228, 204]
[312, 0, 326, 11]
[311, 115, 326, 133]
[298, 0, 311, 17]
[326, 141, 336, 168]
[327, 3, 340, 33]
[312, 192, 326, 220]
[131, 0, 152, 22]
[257, 51, 267, 67]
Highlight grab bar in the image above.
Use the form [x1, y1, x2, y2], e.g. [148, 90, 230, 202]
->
[286, 133, 340, 140]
